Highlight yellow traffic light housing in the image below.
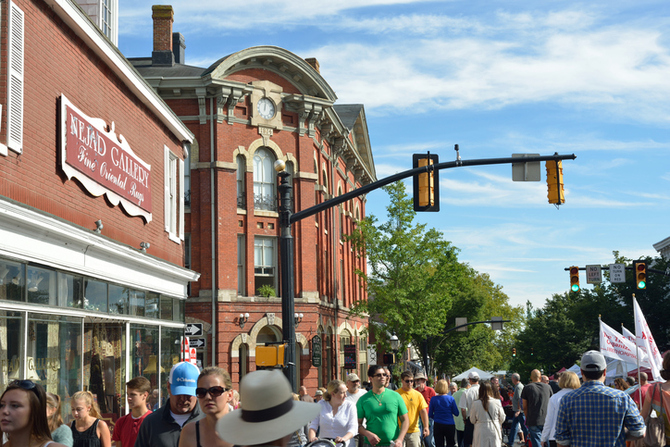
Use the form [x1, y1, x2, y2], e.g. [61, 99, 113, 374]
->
[569, 266, 580, 292]
[413, 153, 439, 212]
[634, 261, 647, 289]
[256, 344, 286, 367]
[512, 348, 516, 357]
[546, 160, 564, 205]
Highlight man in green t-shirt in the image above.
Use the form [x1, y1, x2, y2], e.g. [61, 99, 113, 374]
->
[357, 365, 409, 447]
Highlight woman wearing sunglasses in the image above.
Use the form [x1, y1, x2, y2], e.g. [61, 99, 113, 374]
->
[0, 379, 67, 447]
[179, 367, 233, 447]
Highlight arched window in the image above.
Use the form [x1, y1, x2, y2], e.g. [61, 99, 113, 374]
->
[237, 155, 246, 208]
[253, 148, 276, 211]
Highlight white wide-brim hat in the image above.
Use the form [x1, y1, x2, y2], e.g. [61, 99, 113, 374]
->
[216, 370, 320, 446]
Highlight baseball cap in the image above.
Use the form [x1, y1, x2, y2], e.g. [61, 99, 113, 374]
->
[414, 372, 427, 380]
[169, 362, 199, 396]
[468, 371, 480, 380]
[580, 350, 607, 372]
[346, 373, 360, 382]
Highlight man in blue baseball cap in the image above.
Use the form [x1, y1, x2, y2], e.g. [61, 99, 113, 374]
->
[135, 362, 203, 447]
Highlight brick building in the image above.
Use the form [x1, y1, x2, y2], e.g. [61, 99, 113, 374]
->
[130, 6, 376, 389]
[0, 0, 197, 423]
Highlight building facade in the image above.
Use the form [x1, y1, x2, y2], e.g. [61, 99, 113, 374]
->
[131, 6, 376, 389]
[0, 0, 197, 424]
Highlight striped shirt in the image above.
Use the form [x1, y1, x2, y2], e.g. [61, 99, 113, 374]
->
[554, 380, 645, 447]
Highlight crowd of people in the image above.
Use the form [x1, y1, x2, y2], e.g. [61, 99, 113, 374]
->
[0, 349, 668, 447]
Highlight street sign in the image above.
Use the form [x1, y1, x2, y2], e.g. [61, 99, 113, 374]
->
[190, 338, 206, 348]
[512, 154, 541, 181]
[609, 263, 626, 283]
[586, 265, 602, 284]
[189, 348, 197, 366]
[455, 317, 468, 331]
[185, 323, 203, 337]
[491, 316, 503, 331]
[312, 335, 322, 367]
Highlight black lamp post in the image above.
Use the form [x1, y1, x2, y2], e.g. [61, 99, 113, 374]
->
[275, 161, 297, 390]
[390, 334, 399, 388]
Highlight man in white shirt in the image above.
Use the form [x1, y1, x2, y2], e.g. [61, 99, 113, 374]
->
[346, 373, 368, 447]
[458, 372, 480, 447]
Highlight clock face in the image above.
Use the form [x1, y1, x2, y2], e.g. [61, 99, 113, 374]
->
[257, 97, 276, 120]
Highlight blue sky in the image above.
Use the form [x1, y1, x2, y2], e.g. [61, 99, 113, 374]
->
[118, 0, 670, 310]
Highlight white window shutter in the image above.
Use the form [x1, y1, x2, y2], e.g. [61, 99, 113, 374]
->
[164, 147, 170, 232]
[178, 158, 184, 240]
[7, 2, 24, 153]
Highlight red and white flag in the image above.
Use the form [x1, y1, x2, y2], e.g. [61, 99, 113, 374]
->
[599, 320, 648, 366]
[633, 297, 663, 380]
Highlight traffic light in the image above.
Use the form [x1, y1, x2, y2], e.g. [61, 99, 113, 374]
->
[382, 353, 395, 365]
[512, 348, 516, 357]
[413, 153, 439, 212]
[546, 160, 564, 205]
[569, 266, 580, 292]
[634, 260, 647, 289]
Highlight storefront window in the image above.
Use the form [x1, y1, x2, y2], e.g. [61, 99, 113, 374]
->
[27, 313, 82, 421]
[27, 266, 57, 306]
[58, 272, 84, 308]
[0, 311, 24, 386]
[109, 285, 128, 315]
[173, 299, 184, 322]
[84, 322, 126, 423]
[160, 296, 173, 320]
[160, 326, 182, 402]
[84, 279, 107, 312]
[131, 324, 159, 407]
[0, 260, 24, 302]
[130, 290, 145, 317]
[145, 292, 159, 319]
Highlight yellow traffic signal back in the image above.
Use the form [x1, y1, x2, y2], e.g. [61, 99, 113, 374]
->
[546, 160, 564, 205]
[634, 261, 647, 289]
[256, 344, 286, 367]
[569, 266, 580, 292]
[413, 154, 439, 212]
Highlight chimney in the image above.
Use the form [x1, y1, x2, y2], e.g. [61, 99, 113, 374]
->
[305, 58, 320, 73]
[173, 32, 186, 64]
[152, 5, 174, 66]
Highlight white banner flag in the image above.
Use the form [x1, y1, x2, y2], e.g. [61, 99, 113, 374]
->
[633, 297, 663, 380]
[599, 320, 647, 366]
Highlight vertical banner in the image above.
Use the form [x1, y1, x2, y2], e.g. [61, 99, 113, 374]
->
[633, 298, 663, 380]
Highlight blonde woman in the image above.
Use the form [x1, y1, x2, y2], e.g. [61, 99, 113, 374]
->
[46, 392, 73, 447]
[308, 380, 358, 447]
[179, 367, 233, 447]
[70, 391, 111, 447]
[541, 371, 580, 447]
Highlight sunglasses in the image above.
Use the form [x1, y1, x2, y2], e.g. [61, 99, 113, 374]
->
[11, 380, 37, 390]
[404, 380, 414, 383]
[373, 373, 385, 378]
[195, 386, 229, 398]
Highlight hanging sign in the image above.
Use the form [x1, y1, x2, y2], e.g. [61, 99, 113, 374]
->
[60, 95, 153, 221]
[344, 344, 357, 369]
[312, 335, 322, 367]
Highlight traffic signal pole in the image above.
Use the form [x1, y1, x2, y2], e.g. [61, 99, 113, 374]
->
[278, 151, 576, 391]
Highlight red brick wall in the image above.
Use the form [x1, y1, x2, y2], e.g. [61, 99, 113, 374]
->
[0, 0, 186, 265]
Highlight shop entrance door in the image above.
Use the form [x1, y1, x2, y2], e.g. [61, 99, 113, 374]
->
[84, 320, 125, 425]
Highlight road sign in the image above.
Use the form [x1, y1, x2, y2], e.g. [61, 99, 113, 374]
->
[491, 316, 504, 331]
[344, 344, 356, 369]
[609, 263, 626, 283]
[189, 348, 197, 365]
[512, 154, 541, 181]
[185, 323, 203, 337]
[455, 317, 468, 331]
[190, 338, 206, 348]
[586, 265, 602, 284]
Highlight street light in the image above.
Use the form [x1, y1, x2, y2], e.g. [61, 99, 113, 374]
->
[390, 334, 399, 353]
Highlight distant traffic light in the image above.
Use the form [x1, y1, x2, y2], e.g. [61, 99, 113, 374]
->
[569, 266, 580, 292]
[512, 348, 516, 357]
[413, 153, 439, 212]
[546, 160, 564, 205]
[634, 260, 647, 289]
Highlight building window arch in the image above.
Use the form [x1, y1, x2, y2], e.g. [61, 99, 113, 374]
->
[253, 148, 276, 211]
[237, 155, 246, 208]
[256, 325, 281, 345]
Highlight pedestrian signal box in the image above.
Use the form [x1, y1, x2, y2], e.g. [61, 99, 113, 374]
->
[382, 353, 395, 365]
[256, 343, 286, 367]
[634, 261, 647, 289]
[569, 266, 580, 292]
[413, 153, 439, 212]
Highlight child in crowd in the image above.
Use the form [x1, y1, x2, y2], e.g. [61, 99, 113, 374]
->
[47, 392, 74, 447]
[70, 390, 111, 447]
[112, 377, 153, 447]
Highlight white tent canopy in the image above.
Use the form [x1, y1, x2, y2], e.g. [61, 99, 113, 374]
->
[453, 367, 495, 381]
